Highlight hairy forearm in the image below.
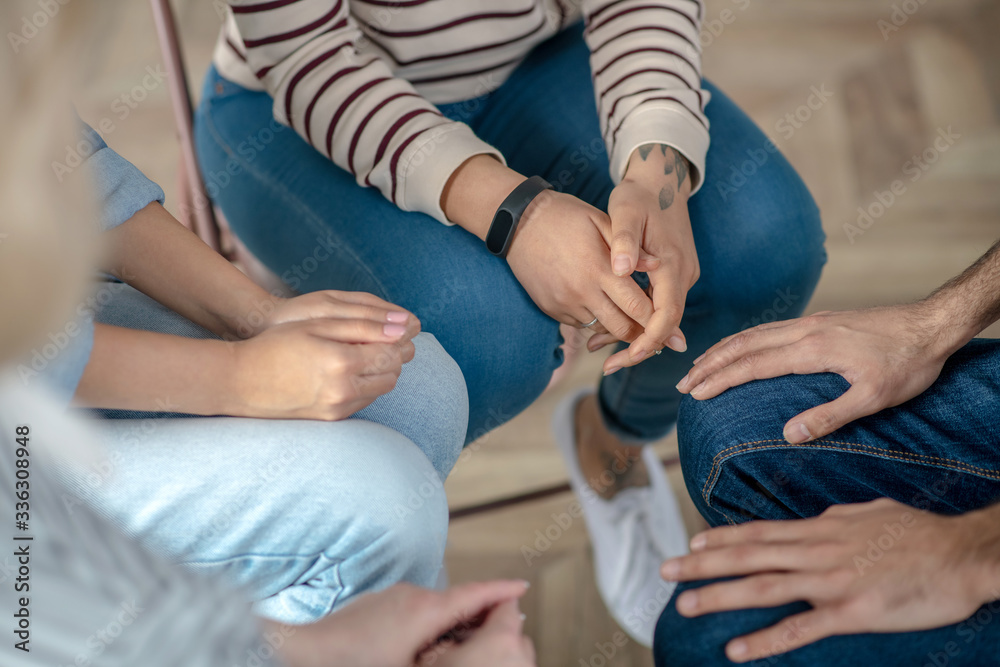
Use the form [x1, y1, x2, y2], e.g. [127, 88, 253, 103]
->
[922, 238, 1000, 352]
[76, 324, 236, 415]
[103, 203, 275, 340]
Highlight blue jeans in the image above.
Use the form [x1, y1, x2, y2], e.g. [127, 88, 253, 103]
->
[61, 285, 467, 624]
[194, 23, 827, 445]
[655, 338, 1000, 665]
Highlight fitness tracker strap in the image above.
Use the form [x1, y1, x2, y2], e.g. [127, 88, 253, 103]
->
[485, 175, 553, 258]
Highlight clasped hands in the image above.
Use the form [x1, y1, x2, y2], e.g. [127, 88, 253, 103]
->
[223, 289, 422, 421]
[505, 143, 700, 375]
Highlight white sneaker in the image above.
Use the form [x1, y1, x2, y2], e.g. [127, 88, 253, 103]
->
[552, 388, 689, 647]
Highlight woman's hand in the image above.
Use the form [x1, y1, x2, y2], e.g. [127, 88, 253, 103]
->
[589, 144, 699, 374]
[505, 189, 655, 342]
[421, 600, 536, 667]
[660, 499, 1000, 662]
[243, 290, 420, 341]
[675, 303, 961, 443]
[226, 317, 416, 420]
[268, 581, 532, 667]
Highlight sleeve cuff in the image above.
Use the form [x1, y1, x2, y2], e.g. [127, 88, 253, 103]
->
[396, 123, 505, 225]
[610, 103, 711, 196]
[86, 146, 166, 231]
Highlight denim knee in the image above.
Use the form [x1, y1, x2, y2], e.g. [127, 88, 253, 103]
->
[691, 119, 828, 326]
[654, 581, 744, 667]
[355, 332, 468, 481]
[325, 428, 450, 579]
[249, 426, 450, 622]
[678, 374, 850, 525]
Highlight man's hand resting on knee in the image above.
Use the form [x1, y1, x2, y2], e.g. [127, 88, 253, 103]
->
[660, 498, 1000, 662]
[676, 238, 1000, 443]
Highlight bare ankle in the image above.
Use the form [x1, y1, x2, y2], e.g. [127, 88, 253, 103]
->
[574, 395, 649, 499]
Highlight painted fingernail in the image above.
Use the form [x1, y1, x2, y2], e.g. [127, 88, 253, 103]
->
[689, 381, 707, 398]
[661, 560, 680, 579]
[784, 423, 811, 444]
[668, 335, 687, 353]
[603, 365, 622, 376]
[677, 592, 698, 613]
[613, 254, 631, 275]
[676, 374, 691, 392]
[384, 323, 407, 337]
[386, 311, 409, 323]
[690, 534, 706, 550]
[728, 640, 748, 659]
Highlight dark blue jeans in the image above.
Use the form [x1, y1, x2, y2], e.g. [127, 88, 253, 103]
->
[655, 338, 1000, 666]
[194, 23, 826, 445]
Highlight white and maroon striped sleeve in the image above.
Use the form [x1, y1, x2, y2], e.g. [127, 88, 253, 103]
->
[226, 0, 504, 224]
[583, 0, 710, 193]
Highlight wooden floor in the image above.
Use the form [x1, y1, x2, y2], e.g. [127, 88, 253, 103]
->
[77, 1, 1000, 664]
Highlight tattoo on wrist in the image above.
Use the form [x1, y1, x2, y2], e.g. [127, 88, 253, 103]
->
[636, 143, 691, 210]
[673, 149, 689, 188]
[658, 185, 675, 210]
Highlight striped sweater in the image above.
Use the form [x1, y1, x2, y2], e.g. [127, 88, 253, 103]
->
[215, 0, 709, 224]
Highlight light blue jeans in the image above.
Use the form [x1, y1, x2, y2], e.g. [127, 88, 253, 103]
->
[60, 285, 467, 624]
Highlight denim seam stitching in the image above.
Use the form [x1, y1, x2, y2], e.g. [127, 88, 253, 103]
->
[200, 95, 392, 299]
[700, 438, 1000, 508]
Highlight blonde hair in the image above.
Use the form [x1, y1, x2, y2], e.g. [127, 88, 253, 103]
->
[0, 1, 109, 364]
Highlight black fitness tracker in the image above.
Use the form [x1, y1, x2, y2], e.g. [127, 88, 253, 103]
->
[485, 175, 553, 258]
